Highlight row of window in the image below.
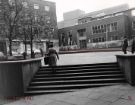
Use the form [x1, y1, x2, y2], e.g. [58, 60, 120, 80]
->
[92, 36, 118, 43]
[92, 22, 117, 34]
[78, 13, 124, 25]
[132, 21, 135, 29]
[33, 3, 50, 11]
[92, 37, 106, 43]
[7, 0, 50, 12]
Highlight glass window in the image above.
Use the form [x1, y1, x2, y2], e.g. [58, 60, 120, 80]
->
[45, 5, 50, 11]
[78, 29, 86, 37]
[132, 21, 135, 29]
[98, 26, 100, 33]
[45, 16, 50, 20]
[92, 27, 95, 34]
[22, 2, 28, 8]
[101, 25, 104, 33]
[104, 25, 106, 32]
[107, 24, 110, 32]
[47, 20, 50, 23]
[34, 4, 39, 9]
[99, 38, 101, 42]
[9, 0, 13, 5]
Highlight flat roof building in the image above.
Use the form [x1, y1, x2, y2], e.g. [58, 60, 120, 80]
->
[58, 9, 85, 29]
[58, 4, 135, 49]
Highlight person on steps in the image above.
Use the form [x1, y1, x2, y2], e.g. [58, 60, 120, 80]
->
[122, 36, 128, 54]
[48, 44, 59, 73]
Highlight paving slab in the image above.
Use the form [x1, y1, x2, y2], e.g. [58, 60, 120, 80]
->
[110, 99, 135, 105]
[85, 99, 111, 105]
[42, 51, 129, 66]
[2, 84, 135, 105]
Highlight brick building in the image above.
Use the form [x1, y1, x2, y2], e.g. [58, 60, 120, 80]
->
[0, 0, 58, 53]
[58, 4, 135, 49]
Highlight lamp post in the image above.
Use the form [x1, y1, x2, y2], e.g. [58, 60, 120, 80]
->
[106, 25, 109, 48]
[23, 26, 27, 55]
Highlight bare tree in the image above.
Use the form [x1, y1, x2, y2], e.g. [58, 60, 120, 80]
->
[2, 0, 24, 56]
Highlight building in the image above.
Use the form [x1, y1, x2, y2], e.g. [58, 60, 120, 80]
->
[0, 0, 58, 53]
[27, 0, 58, 40]
[58, 4, 135, 49]
[58, 9, 85, 29]
[78, 4, 129, 24]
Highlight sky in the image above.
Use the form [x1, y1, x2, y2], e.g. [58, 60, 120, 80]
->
[47, 0, 135, 22]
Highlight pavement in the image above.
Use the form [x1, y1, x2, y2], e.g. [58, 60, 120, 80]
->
[1, 51, 135, 105]
[42, 51, 132, 66]
[1, 84, 135, 105]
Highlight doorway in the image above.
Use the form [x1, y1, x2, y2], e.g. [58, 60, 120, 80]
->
[79, 40, 87, 49]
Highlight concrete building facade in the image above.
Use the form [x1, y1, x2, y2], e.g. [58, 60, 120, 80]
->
[58, 9, 85, 29]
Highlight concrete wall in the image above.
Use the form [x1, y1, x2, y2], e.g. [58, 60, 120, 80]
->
[0, 58, 42, 97]
[116, 55, 135, 85]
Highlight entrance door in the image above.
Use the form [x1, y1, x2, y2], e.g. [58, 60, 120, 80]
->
[79, 40, 87, 49]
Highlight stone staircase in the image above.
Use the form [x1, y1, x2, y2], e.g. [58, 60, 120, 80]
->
[25, 62, 126, 95]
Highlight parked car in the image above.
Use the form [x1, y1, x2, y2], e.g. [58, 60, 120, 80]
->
[20, 49, 40, 55]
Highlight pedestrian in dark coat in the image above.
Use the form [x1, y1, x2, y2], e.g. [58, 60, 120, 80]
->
[48, 44, 59, 73]
[131, 37, 135, 54]
[122, 36, 128, 54]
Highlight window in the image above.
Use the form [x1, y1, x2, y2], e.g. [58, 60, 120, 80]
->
[104, 25, 107, 32]
[8, 0, 13, 5]
[45, 16, 50, 20]
[44, 5, 50, 11]
[95, 26, 98, 33]
[132, 21, 135, 30]
[77, 29, 86, 37]
[34, 4, 39, 9]
[97, 26, 100, 33]
[47, 20, 50, 24]
[99, 38, 101, 42]
[114, 22, 117, 31]
[92, 27, 95, 34]
[107, 24, 110, 32]
[102, 37, 106, 42]
[34, 15, 38, 21]
[101, 25, 104, 33]
[110, 22, 117, 32]
[22, 2, 28, 8]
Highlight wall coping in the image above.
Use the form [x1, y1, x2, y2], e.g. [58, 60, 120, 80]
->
[0, 57, 43, 64]
[116, 54, 135, 58]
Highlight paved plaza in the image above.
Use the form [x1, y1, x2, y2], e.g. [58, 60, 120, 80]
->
[1, 84, 135, 105]
[42, 51, 131, 66]
[1, 51, 135, 105]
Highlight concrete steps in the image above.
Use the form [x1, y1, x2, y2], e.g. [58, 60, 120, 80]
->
[25, 62, 126, 95]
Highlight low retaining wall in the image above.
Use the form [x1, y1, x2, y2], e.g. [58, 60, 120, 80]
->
[116, 55, 135, 85]
[0, 58, 42, 97]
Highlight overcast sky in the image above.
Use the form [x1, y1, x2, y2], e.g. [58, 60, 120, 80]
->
[47, 0, 135, 22]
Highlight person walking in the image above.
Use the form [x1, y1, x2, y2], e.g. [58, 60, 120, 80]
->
[122, 36, 128, 54]
[131, 37, 135, 54]
[48, 44, 59, 73]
